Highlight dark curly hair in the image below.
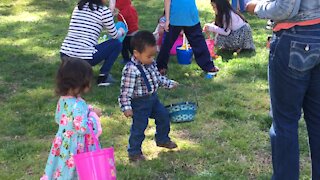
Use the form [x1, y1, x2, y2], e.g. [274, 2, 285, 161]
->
[78, 0, 104, 11]
[55, 57, 93, 96]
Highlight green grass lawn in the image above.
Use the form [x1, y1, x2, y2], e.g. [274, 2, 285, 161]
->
[0, 0, 312, 179]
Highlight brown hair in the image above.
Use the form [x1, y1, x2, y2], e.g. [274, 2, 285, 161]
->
[55, 57, 93, 96]
[211, 0, 248, 30]
[131, 30, 156, 53]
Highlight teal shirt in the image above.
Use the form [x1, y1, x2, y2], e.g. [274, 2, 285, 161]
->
[170, 0, 200, 26]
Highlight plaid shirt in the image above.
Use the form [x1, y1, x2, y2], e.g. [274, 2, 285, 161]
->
[119, 57, 176, 112]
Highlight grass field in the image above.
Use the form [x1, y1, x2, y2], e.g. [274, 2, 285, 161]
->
[0, 0, 312, 179]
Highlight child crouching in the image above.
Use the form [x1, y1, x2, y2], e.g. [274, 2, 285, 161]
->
[119, 31, 178, 162]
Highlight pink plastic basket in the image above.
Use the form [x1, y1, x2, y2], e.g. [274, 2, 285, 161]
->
[204, 32, 217, 58]
[170, 35, 183, 55]
[74, 123, 116, 180]
[206, 39, 215, 57]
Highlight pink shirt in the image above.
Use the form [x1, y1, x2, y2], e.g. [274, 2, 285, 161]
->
[206, 11, 246, 36]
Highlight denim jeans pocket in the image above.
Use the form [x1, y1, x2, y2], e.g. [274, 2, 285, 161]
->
[289, 41, 320, 72]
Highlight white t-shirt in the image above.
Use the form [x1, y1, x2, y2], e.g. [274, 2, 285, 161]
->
[206, 11, 246, 36]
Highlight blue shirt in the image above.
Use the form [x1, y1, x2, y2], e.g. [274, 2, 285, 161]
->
[170, 0, 200, 26]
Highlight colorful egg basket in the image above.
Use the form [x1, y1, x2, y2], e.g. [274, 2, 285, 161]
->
[165, 101, 197, 123]
[164, 85, 199, 123]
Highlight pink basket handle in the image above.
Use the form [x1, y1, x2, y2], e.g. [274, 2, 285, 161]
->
[87, 121, 101, 151]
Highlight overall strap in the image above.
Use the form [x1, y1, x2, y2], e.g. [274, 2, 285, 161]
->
[136, 64, 152, 92]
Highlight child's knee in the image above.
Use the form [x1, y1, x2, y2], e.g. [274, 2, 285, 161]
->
[158, 109, 171, 123]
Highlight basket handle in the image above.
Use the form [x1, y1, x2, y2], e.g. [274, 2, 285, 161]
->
[118, 13, 128, 31]
[164, 83, 199, 107]
[86, 121, 101, 151]
[71, 100, 101, 152]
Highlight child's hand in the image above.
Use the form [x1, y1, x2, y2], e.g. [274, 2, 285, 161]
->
[112, 8, 119, 16]
[203, 24, 209, 32]
[93, 108, 102, 117]
[124, 110, 133, 118]
[165, 20, 170, 32]
[246, 1, 258, 14]
[171, 81, 179, 89]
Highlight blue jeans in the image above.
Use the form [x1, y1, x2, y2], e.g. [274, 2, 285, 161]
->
[60, 40, 122, 75]
[156, 23, 215, 72]
[128, 94, 171, 156]
[231, 0, 245, 12]
[269, 24, 320, 180]
[90, 39, 122, 75]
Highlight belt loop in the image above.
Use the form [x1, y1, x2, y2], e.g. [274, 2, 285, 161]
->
[291, 27, 296, 34]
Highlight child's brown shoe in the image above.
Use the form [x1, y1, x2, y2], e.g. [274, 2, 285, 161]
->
[156, 141, 178, 149]
[129, 154, 146, 162]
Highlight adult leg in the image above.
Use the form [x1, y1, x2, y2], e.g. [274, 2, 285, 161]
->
[269, 32, 312, 180]
[91, 39, 122, 75]
[128, 98, 153, 156]
[184, 23, 215, 72]
[298, 27, 320, 179]
[150, 96, 171, 144]
[303, 65, 320, 180]
[156, 25, 182, 71]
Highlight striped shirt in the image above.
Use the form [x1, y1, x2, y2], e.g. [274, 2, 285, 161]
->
[119, 57, 176, 111]
[60, 3, 119, 59]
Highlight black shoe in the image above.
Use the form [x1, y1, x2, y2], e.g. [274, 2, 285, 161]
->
[156, 141, 178, 149]
[97, 74, 117, 87]
[129, 154, 146, 162]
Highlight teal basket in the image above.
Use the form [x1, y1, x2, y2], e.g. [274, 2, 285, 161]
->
[164, 85, 199, 123]
[165, 102, 197, 123]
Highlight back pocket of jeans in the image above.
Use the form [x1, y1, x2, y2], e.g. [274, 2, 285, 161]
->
[289, 41, 320, 72]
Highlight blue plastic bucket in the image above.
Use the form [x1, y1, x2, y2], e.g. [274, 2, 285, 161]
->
[176, 46, 193, 65]
[107, 22, 128, 43]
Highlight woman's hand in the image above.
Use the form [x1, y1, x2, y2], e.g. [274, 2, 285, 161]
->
[246, 1, 258, 15]
[118, 27, 126, 38]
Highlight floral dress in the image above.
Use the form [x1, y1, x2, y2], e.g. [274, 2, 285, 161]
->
[40, 96, 100, 180]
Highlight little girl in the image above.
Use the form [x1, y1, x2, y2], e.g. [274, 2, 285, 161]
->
[40, 58, 102, 180]
[204, 0, 255, 53]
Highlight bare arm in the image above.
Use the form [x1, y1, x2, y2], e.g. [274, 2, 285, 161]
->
[204, 23, 231, 36]
[109, 0, 116, 12]
[164, 0, 171, 31]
